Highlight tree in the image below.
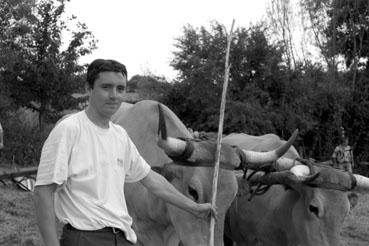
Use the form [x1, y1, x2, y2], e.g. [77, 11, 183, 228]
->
[0, 0, 97, 129]
[169, 22, 227, 130]
[325, 0, 369, 90]
[0, 0, 36, 114]
[299, 0, 339, 78]
[166, 22, 290, 135]
[266, 0, 299, 69]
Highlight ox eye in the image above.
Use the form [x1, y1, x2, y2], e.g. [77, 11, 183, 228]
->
[309, 205, 319, 217]
[188, 186, 199, 201]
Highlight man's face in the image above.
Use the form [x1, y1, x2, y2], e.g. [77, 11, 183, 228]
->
[344, 138, 349, 146]
[88, 71, 127, 119]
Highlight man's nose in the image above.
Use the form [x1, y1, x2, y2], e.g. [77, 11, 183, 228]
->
[110, 88, 118, 98]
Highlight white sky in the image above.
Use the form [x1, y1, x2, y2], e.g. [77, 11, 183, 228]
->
[65, 0, 268, 80]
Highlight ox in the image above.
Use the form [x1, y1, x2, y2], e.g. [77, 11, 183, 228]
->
[111, 100, 298, 246]
[222, 132, 360, 246]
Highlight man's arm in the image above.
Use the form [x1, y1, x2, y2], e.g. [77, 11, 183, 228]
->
[34, 184, 59, 246]
[140, 170, 216, 219]
[331, 148, 338, 167]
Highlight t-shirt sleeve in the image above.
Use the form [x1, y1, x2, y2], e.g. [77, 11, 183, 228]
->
[35, 119, 78, 186]
[124, 135, 151, 183]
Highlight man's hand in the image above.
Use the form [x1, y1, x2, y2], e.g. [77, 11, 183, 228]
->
[190, 203, 217, 220]
[141, 170, 218, 220]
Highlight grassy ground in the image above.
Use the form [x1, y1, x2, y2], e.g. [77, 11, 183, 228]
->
[1, 183, 369, 246]
[342, 191, 369, 246]
[0, 183, 63, 246]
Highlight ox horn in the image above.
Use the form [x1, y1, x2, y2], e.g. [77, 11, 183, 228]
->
[157, 104, 187, 156]
[286, 159, 369, 191]
[240, 130, 299, 169]
[249, 170, 319, 187]
[274, 157, 305, 171]
[274, 158, 369, 191]
[157, 104, 242, 169]
[353, 174, 369, 191]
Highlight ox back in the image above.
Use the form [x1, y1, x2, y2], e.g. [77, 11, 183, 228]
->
[223, 133, 352, 246]
[112, 100, 238, 246]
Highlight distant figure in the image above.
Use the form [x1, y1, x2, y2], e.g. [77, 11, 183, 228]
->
[332, 136, 354, 173]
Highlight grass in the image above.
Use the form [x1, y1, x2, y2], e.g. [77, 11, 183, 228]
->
[1, 182, 369, 245]
[0, 183, 62, 246]
[342, 191, 369, 246]
[0, 183, 42, 246]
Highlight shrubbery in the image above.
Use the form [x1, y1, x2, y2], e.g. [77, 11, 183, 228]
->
[0, 111, 53, 167]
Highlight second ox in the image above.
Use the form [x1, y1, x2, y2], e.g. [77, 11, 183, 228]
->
[222, 132, 367, 246]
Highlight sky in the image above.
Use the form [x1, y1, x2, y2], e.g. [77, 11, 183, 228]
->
[65, 0, 268, 80]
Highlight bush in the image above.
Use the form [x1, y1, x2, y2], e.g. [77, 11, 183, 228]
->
[0, 111, 52, 167]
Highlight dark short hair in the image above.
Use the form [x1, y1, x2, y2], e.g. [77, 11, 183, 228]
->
[86, 59, 127, 88]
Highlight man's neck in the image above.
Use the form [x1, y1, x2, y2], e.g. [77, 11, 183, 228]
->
[85, 106, 110, 129]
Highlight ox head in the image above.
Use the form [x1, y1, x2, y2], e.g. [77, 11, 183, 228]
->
[242, 156, 364, 246]
[152, 103, 238, 246]
[273, 159, 363, 246]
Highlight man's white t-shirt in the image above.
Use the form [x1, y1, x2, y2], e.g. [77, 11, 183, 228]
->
[35, 111, 151, 243]
[332, 145, 353, 164]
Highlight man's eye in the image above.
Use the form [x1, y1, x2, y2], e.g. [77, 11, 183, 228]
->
[118, 87, 126, 92]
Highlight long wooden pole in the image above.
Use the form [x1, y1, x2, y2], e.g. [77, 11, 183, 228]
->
[209, 19, 235, 246]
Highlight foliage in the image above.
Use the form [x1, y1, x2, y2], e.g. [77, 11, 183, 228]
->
[0, 0, 36, 114]
[325, 0, 369, 68]
[0, 0, 97, 129]
[342, 69, 369, 162]
[128, 75, 170, 101]
[166, 22, 289, 133]
[1, 1, 369, 170]
[160, 20, 369, 164]
[0, 110, 53, 166]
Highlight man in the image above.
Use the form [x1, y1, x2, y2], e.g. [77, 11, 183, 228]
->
[332, 136, 354, 173]
[34, 59, 215, 246]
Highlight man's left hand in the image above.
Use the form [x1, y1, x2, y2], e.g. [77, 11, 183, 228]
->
[191, 203, 217, 220]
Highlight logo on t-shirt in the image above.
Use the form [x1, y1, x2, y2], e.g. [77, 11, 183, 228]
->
[117, 158, 124, 167]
